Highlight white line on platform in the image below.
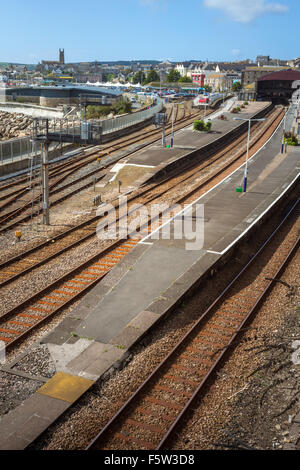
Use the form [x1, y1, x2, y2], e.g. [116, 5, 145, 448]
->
[125, 163, 155, 168]
[207, 171, 299, 256]
[139, 115, 285, 244]
[139, 113, 299, 250]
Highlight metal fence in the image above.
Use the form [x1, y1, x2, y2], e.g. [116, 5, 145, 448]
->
[0, 136, 42, 164]
[101, 99, 163, 134]
[0, 99, 163, 164]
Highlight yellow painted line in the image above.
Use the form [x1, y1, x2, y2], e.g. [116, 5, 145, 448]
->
[37, 371, 93, 403]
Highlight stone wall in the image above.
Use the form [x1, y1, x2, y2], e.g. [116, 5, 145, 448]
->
[0, 111, 33, 141]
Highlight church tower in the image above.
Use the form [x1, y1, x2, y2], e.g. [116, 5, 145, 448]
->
[59, 49, 65, 64]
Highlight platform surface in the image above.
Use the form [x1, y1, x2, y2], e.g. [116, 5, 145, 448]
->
[73, 108, 299, 343]
[126, 101, 267, 167]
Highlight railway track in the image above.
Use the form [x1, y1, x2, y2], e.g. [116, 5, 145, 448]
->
[0, 103, 278, 235]
[86, 199, 300, 450]
[0, 106, 284, 289]
[0, 103, 178, 200]
[0, 193, 191, 350]
[0, 105, 202, 232]
[0, 105, 286, 350]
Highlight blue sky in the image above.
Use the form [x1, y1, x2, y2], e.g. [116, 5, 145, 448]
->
[0, 0, 296, 64]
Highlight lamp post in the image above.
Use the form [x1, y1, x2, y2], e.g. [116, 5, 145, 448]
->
[171, 103, 174, 147]
[160, 71, 162, 98]
[41, 139, 50, 225]
[234, 117, 266, 193]
[281, 107, 287, 154]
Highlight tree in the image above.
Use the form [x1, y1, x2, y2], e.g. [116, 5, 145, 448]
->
[166, 69, 181, 83]
[232, 81, 242, 92]
[144, 70, 160, 84]
[106, 74, 115, 83]
[133, 71, 145, 84]
[178, 76, 192, 83]
[203, 85, 212, 93]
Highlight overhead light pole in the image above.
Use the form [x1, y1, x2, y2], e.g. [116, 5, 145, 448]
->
[281, 107, 287, 153]
[234, 117, 266, 193]
[171, 103, 174, 147]
[160, 71, 162, 97]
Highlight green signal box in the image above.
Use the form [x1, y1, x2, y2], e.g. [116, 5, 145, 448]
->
[236, 187, 243, 193]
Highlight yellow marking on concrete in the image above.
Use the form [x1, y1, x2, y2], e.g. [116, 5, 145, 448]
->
[37, 371, 93, 403]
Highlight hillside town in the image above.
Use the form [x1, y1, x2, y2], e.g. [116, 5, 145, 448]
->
[1, 51, 300, 102]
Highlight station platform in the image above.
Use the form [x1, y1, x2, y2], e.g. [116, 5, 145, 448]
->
[61, 106, 299, 347]
[95, 100, 271, 191]
[127, 103, 263, 166]
[0, 103, 299, 450]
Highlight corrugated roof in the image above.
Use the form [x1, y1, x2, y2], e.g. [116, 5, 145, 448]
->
[258, 69, 300, 81]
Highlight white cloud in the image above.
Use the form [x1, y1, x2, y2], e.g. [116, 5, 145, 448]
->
[204, 0, 288, 23]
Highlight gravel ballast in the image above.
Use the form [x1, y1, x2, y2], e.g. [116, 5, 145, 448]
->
[27, 209, 299, 450]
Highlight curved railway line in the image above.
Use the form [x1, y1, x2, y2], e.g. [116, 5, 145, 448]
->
[0, 104, 201, 231]
[0, 105, 175, 195]
[0, 106, 285, 350]
[86, 198, 300, 450]
[0, 106, 177, 205]
[0, 103, 180, 201]
[0, 106, 283, 289]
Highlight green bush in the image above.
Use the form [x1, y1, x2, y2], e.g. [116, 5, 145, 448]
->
[86, 105, 112, 119]
[86, 99, 132, 119]
[205, 121, 212, 132]
[193, 120, 212, 132]
[113, 98, 132, 115]
[244, 101, 248, 105]
[178, 76, 192, 83]
[193, 120, 204, 131]
[284, 135, 298, 146]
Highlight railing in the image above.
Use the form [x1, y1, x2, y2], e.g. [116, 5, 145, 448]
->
[0, 99, 163, 165]
[0, 136, 41, 164]
[101, 99, 163, 134]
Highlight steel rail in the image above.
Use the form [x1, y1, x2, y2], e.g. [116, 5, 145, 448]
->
[0, 107, 283, 288]
[0, 105, 177, 194]
[0, 103, 274, 232]
[0, 108, 282, 288]
[0, 199, 199, 349]
[86, 198, 299, 450]
[0, 107, 201, 232]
